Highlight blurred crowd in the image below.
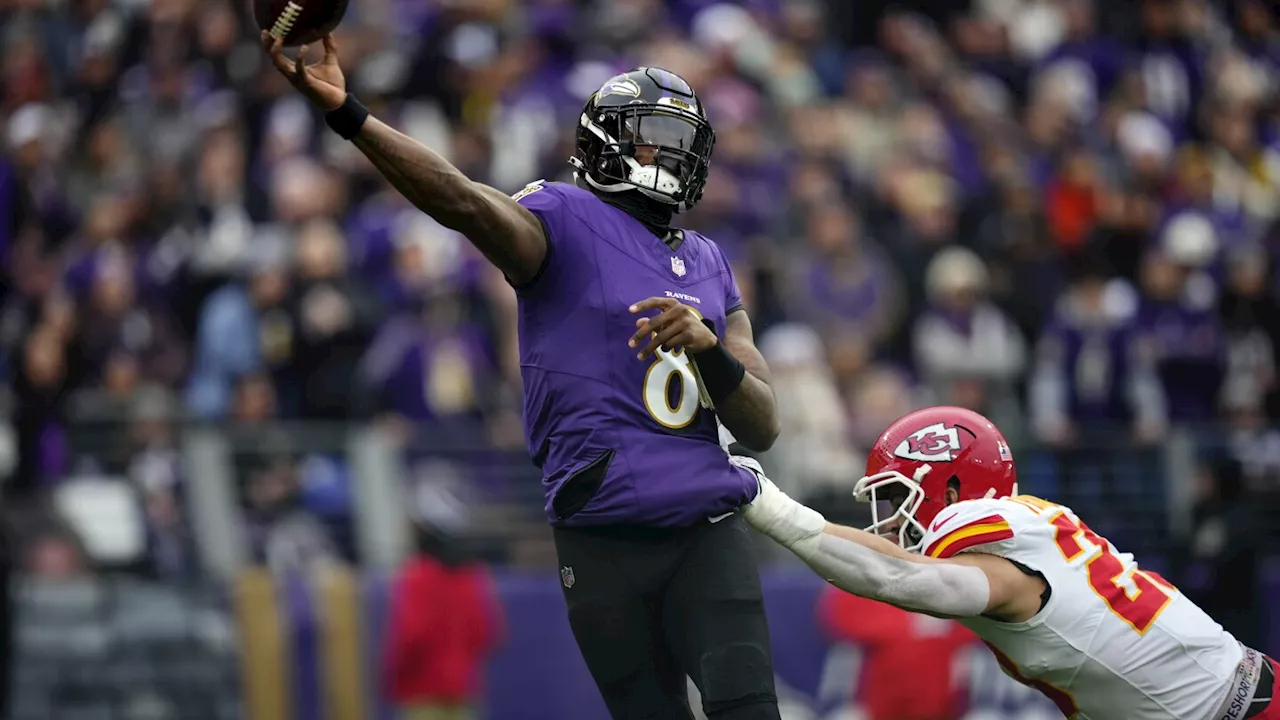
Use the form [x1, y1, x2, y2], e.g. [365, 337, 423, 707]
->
[2, 0, 1280, 585]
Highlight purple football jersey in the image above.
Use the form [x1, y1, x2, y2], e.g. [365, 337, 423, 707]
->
[514, 180, 758, 527]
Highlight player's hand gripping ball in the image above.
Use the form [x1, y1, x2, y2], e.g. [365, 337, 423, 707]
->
[628, 297, 718, 360]
[260, 31, 346, 112]
[255, 0, 349, 47]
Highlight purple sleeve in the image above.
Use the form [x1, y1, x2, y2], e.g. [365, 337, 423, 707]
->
[709, 240, 744, 314]
[511, 180, 566, 292]
[725, 264, 745, 315]
[513, 180, 562, 223]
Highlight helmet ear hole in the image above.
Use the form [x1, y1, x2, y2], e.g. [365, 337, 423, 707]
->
[946, 476, 961, 505]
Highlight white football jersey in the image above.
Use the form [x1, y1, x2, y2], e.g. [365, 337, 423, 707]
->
[920, 496, 1243, 720]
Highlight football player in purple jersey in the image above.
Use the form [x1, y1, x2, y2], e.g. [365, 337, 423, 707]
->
[265, 34, 782, 720]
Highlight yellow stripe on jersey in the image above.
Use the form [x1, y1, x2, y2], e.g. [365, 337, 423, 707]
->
[925, 514, 1015, 558]
[1008, 495, 1058, 514]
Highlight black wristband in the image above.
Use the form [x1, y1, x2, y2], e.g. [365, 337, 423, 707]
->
[324, 93, 370, 140]
[690, 318, 746, 404]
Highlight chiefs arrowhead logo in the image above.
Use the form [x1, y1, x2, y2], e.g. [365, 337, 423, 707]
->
[894, 422, 962, 462]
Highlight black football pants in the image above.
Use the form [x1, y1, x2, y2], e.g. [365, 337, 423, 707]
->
[553, 514, 780, 720]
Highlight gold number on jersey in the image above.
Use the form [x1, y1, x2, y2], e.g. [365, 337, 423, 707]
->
[1007, 495, 1057, 514]
[642, 348, 700, 429]
[639, 305, 704, 430]
[1040, 506, 1175, 634]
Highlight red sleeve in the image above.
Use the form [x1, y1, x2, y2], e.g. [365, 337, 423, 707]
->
[817, 588, 902, 646]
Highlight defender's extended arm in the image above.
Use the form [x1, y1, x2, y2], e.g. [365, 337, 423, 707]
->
[735, 459, 992, 618]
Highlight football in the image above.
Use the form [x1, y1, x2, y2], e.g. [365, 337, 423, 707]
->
[255, 0, 350, 48]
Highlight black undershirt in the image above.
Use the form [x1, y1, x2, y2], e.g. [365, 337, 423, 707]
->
[981, 558, 1052, 622]
[576, 178, 679, 247]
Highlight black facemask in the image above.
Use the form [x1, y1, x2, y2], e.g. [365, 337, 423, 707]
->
[577, 176, 676, 241]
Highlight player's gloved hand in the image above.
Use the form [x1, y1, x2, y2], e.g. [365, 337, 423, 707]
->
[261, 32, 346, 111]
[628, 297, 718, 360]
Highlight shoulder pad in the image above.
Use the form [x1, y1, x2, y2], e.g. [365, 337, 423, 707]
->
[921, 498, 1019, 559]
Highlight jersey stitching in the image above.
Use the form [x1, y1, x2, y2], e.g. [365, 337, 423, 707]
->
[518, 364, 613, 385]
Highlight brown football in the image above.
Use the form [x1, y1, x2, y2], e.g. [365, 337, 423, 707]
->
[254, 0, 350, 48]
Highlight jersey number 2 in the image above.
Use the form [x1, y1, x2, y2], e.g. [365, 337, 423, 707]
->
[1047, 510, 1175, 634]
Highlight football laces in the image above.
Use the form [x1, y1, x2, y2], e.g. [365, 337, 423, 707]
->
[269, 1, 304, 40]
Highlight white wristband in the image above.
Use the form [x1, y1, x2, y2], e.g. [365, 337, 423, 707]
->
[737, 459, 826, 557]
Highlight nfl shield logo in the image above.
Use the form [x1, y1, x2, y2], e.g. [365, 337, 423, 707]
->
[998, 440, 1012, 461]
[670, 256, 686, 277]
[560, 566, 575, 589]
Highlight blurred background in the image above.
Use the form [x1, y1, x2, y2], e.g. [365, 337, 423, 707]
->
[0, 0, 1278, 717]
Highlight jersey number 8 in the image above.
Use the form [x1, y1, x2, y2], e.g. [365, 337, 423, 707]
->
[643, 348, 700, 429]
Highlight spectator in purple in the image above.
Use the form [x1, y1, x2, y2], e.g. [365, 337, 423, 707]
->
[1129, 0, 1203, 138]
[1034, 0, 1126, 125]
[782, 202, 902, 358]
[1136, 220, 1226, 426]
[11, 326, 72, 495]
[358, 287, 501, 438]
[1029, 257, 1167, 538]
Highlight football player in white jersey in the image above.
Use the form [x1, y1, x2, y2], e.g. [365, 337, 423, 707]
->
[738, 406, 1277, 720]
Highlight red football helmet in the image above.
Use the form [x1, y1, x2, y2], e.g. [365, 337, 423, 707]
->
[853, 406, 1017, 553]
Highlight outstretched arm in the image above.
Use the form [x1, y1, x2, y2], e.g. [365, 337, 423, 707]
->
[735, 462, 1031, 619]
[351, 119, 546, 285]
[263, 35, 546, 286]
